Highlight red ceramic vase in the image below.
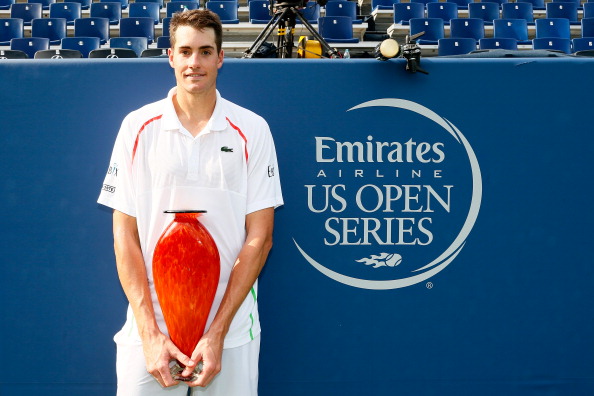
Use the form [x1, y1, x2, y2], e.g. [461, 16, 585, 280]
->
[152, 210, 220, 357]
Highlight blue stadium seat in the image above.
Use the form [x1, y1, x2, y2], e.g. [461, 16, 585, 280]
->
[552, 0, 582, 9]
[110, 36, 148, 57]
[0, 49, 28, 58]
[0, 0, 15, 10]
[31, 17, 66, 44]
[166, 1, 199, 18]
[249, 0, 271, 24]
[0, 18, 23, 45]
[141, 47, 168, 57]
[582, 17, 594, 36]
[119, 17, 155, 43]
[438, 37, 476, 55]
[481, 0, 507, 5]
[501, 2, 534, 23]
[27, 0, 55, 10]
[535, 17, 570, 38]
[170, 0, 199, 3]
[135, 0, 163, 8]
[10, 37, 49, 58]
[584, 2, 594, 18]
[49, 2, 81, 25]
[409, 17, 444, 44]
[450, 18, 485, 40]
[493, 18, 530, 44]
[318, 16, 359, 43]
[74, 17, 110, 44]
[426, 2, 458, 25]
[325, 1, 361, 23]
[546, 2, 579, 24]
[371, 0, 399, 12]
[479, 37, 518, 49]
[446, 0, 472, 10]
[156, 35, 170, 48]
[163, 16, 171, 36]
[410, 0, 438, 5]
[34, 48, 82, 58]
[573, 37, 594, 51]
[89, 47, 137, 57]
[129, 2, 160, 24]
[10, 3, 42, 26]
[90, 2, 121, 25]
[522, 0, 545, 10]
[532, 37, 571, 52]
[468, 2, 499, 25]
[101, 0, 128, 9]
[61, 36, 100, 57]
[297, 3, 320, 23]
[70, 0, 92, 10]
[206, 1, 240, 23]
[392, 2, 424, 25]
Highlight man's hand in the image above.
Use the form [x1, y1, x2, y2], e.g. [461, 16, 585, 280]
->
[143, 331, 195, 388]
[182, 330, 224, 387]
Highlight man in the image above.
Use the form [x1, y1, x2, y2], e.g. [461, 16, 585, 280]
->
[98, 9, 283, 395]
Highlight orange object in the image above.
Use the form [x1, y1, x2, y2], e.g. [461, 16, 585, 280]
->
[152, 210, 220, 357]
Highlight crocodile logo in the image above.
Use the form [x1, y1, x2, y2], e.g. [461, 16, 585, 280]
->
[221, 146, 234, 153]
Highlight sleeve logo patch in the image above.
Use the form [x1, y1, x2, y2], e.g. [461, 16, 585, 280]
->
[102, 184, 116, 193]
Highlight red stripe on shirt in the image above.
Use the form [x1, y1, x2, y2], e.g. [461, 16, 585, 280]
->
[226, 117, 249, 162]
[132, 115, 163, 163]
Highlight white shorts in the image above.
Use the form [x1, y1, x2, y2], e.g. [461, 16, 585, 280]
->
[115, 335, 260, 396]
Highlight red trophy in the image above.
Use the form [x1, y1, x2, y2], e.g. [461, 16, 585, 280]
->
[152, 210, 220, 381]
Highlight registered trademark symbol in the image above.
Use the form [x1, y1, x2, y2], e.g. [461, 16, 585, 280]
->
[426, 282, 433, 289]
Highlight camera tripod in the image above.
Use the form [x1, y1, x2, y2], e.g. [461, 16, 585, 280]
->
[242, 1, 340, 59]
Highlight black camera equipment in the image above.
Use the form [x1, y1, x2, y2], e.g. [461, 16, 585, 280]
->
[374, 32, 429, 75]
[242, 0, 340, 59]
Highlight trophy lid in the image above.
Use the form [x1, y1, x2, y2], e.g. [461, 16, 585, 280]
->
[164, 210, 207, 214]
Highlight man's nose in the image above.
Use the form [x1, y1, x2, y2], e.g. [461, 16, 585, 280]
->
[189, 54, 200, 68]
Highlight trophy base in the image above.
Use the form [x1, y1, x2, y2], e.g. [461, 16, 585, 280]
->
[170, 361, 204, 382]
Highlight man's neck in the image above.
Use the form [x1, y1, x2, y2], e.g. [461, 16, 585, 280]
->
[173, 88, 217, 137]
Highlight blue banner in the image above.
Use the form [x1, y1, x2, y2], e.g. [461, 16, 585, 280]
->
[1, 58, 593, 395]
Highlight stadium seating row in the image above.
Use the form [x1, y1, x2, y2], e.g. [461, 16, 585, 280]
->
[3, 1, 240, 24]
[437, 35, 592, 54]
[0, 13, 366, 58]
[404, 17, 594, 43]
[374, 0, 594, 12]
[384, 2, 593, 25]
[1, 34, 590, 57]
[1, 35, 167, 56]
[0, 15, 366, 43]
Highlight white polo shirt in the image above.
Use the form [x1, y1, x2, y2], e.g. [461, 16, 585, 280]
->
[98, 88, 283, 349]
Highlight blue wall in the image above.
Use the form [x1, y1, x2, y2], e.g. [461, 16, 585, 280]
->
[1, 57, 594, 395]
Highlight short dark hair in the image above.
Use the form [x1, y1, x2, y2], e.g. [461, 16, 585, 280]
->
[169, 9, 223, 52]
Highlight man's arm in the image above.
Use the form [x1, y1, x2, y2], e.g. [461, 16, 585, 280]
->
[113, 210, 193, 387]
[183, 207, 275, 387]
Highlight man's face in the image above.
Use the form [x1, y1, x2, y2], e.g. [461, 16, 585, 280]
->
[168, 25, 224, 96]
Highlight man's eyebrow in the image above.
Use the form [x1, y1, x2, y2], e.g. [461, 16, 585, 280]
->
[177, 45, 215, 50]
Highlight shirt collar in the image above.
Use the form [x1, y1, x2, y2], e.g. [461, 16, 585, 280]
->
[162, 87, 227, 133]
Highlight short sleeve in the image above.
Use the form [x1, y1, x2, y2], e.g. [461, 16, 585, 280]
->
[245, 119, 284, 214]
[97, 114, 137, 217]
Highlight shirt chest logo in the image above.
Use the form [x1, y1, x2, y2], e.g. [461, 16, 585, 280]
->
[221, 146, 234, 153]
